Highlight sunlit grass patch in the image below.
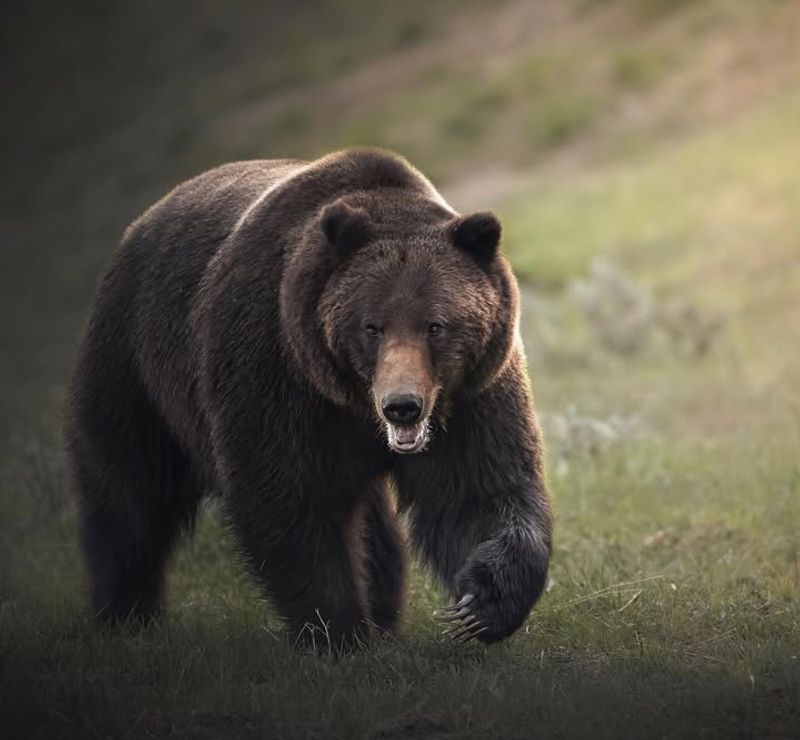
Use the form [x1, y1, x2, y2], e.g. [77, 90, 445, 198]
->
[524, 91, 601, 149]
[613, 48, 673, 90]
[503, 88, 800, 299]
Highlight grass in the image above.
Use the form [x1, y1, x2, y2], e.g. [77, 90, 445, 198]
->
[524, 91, 600, 148]
[613, 49, 673, 90]
[580, 0, 707, 22]
[503, 88, 800, 296]
[3, 0, 800, 737]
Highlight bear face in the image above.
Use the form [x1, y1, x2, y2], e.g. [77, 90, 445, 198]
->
[284, 191, 520, 454]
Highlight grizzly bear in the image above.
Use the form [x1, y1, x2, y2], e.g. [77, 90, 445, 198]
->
[65, 148, 552, 649]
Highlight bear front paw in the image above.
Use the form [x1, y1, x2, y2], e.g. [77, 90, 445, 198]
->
[436, 538, 547, 644]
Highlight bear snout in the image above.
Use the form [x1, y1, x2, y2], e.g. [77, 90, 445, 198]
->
[372, 340, 437, 453]
[381, 393, 423, 425]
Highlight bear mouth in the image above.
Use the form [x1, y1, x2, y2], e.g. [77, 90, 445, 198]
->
[386, 419, 429, 454]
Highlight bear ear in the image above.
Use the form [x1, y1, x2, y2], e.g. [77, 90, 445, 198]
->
[450, 211, 502, 266]
[320, 200, 372, 258]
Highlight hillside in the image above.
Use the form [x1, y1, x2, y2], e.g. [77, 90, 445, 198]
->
[2, 0, 800, 436]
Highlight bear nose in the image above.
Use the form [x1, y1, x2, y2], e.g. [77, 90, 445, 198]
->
[382, 394, 423, 425]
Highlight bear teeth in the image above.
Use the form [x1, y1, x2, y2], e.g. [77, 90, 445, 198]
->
[386, 419, 429, 454]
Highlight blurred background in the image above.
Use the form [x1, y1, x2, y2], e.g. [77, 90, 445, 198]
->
[2, 0, 799, 444]
[1, 1, 799, 737]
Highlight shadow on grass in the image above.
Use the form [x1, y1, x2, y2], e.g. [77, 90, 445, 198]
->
[1, 450, 799, 740]
[1, 589, 797, 740]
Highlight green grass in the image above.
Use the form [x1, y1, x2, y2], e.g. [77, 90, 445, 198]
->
[503, 88, 800, 297]
[580, 0, 708, 22]
[613, 49, 673, 90]
[524, 91, 601, 148]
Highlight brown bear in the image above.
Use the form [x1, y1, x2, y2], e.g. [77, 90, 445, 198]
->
[65, 147, 552, 649]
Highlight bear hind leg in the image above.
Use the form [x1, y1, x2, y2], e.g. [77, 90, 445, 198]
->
[68, 392, 201, 624]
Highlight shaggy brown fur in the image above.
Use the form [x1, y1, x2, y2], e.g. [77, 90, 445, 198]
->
[65, 148, 552, 649]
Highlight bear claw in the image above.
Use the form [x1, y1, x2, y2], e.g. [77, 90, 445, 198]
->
[458, 626, 488, 643]
[436, 593, 488, 643]
[442, 618, 485, 641]
[435, 607, 472, 623]
[439, 593, 474, 613]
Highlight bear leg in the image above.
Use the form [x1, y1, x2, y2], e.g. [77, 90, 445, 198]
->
[76, 455, 199, 624]
[68, 374, 201, 624]
[225, 486, 372, 652]
[363, 483, 407, 634]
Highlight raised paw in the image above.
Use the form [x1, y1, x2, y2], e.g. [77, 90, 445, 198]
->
[434, 533, 550, 645]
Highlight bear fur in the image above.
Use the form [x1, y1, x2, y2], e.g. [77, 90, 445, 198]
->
[65, 148, 552, 649]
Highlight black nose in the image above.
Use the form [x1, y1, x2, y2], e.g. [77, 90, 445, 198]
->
[382, 394, 423, 425]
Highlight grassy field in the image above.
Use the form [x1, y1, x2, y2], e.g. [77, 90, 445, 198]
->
[2, 1, 800, 738]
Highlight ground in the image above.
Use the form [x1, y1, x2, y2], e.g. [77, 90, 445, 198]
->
[1, 0, 799, 738]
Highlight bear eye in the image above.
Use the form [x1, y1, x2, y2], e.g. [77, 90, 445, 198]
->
[364, 324, 379, 337]
[428, 322, 444, 337]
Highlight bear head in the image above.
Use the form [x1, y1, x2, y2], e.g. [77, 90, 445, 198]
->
[281, 191, 519, 454]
